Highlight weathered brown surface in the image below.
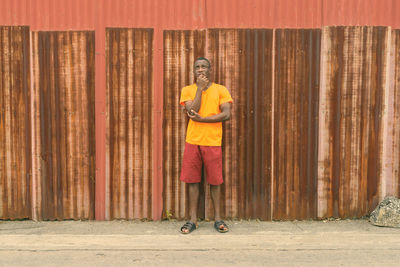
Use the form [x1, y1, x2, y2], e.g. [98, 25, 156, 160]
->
[207, 29, 274, 220]
[273, 29, 321, 220]
[392, 30, 400, 198]
[106, 28, 153, 219]
[0, 26, 31, 219]
[31, 31, 95, 220]
[318, 27, 388, 219]
[381, 29, 400, 199]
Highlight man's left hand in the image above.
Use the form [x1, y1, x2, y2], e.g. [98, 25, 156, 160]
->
[187, 110, 203, 122]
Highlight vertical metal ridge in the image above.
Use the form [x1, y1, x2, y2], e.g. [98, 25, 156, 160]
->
[125, 29, 133, 219]
[31, 30, 40, 220]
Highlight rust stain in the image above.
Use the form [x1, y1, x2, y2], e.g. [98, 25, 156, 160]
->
[31, 31, 95, 220]
[273, 29, 320, 220]
[392, 30, 400, 198]
[0, 26, 31, 219]
[207, 29, 274, 220]
[381, 30, 400, 199]
[106, 28, 153, 219]
[317, 27, 388, 219]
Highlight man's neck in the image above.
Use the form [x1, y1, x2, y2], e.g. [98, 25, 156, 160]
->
[197, 81, 213, 91]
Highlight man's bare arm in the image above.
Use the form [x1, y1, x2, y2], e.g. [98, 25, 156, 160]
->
[187, 102, 231, 123]
[184, 74, 209, 113]
[184, 89, 202, 113]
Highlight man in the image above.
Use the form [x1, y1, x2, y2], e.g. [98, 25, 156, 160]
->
[179, 57, 233, 234]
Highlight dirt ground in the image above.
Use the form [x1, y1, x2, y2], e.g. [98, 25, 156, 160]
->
[0, 219, 399, 266]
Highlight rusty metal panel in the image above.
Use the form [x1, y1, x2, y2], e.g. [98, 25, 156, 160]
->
[163, 30, 206, 220]
[318, 27, 388, 219]
[31, 31, 95, 220]
[393, 30, 400, 197]
[390, 30, 400, 198]
[205, 29, 274, 220]
[106, 28, 153, 219]
[381, 29, 400, 199]
[273, 29, 321, 220]
[0, 26, 31, 219]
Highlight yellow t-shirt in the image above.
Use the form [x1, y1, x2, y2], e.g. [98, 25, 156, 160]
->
[180, 83, 233, 146]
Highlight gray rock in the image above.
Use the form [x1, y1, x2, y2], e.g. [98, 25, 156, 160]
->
[370, 196, 400, 228]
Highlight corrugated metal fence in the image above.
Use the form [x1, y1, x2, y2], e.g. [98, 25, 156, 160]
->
[0, 0, 400, 221]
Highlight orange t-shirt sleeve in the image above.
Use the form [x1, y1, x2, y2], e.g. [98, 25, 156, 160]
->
[219, 86, 233, 105]
[180, 86, 192, 106]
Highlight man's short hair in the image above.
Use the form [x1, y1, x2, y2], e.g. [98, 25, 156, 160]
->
[194, 57, 211, 68]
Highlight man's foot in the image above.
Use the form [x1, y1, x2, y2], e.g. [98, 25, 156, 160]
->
[214, 220, 229, 233]
[180, 221, 198, 234]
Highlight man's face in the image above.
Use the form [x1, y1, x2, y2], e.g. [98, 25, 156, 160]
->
[194, 59, 211, 79]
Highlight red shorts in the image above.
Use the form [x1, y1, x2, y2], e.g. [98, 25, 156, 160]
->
[180, 142, 223, 185]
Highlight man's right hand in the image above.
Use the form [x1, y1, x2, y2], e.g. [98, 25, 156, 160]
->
[196, 74, 209, 90]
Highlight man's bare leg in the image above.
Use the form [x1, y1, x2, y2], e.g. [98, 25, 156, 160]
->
[210, 184, 228, 231]
[181, 183, 200, 233]
[210, 184, 221, 220]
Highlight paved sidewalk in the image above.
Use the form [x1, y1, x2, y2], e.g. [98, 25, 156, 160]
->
[0, 219, 399, 266]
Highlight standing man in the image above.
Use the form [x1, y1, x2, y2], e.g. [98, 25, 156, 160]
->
[179, 57, 233, 234]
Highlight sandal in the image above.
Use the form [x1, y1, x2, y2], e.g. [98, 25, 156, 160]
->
[214, 220, 229, 233]
[180, 221, 198, 234]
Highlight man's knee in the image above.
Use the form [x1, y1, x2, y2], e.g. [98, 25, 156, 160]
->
[210, 184, 221, 192]
[188, 182, 200, 191]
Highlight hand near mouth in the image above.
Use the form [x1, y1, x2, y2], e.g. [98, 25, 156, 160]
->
[196, 74, 209, 90]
